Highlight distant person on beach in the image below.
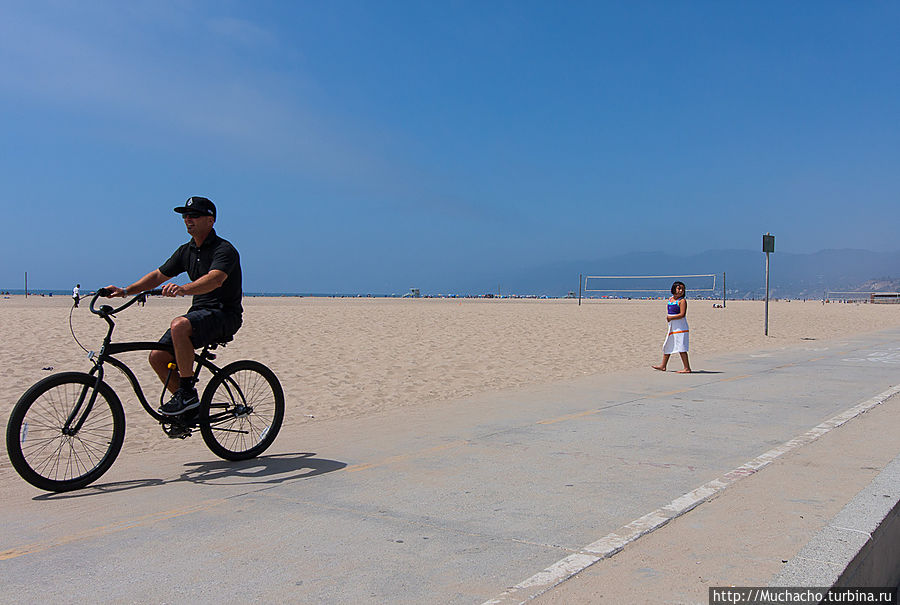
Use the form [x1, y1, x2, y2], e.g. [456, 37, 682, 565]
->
[73, 284, 80, 307]
[652, 281, 692, 373]
[104, 196, 243, 416]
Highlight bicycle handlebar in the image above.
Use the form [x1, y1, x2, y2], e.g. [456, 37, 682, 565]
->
[90, 289, 163, 316]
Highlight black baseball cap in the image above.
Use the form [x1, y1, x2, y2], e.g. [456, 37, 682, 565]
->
[174, 196, 216, 218]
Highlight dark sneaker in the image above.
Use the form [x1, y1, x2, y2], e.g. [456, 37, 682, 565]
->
[159, 388, 200, 416]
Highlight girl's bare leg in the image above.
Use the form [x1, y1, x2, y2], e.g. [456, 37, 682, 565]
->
[652, 354, 670, 371]
[677, 352, 692, 373]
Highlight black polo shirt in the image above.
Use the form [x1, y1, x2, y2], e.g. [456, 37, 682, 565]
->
[159, 229, 242, 316]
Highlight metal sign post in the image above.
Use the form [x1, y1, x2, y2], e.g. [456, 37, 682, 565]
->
[763, 233, 775, 335]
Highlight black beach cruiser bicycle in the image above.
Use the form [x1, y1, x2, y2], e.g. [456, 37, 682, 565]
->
[5, 289, 285, 493]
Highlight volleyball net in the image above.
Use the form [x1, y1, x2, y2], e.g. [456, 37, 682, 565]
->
[583, 273, 718, 296]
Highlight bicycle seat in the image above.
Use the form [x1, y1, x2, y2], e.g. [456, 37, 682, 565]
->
[207, 334, 234, 350]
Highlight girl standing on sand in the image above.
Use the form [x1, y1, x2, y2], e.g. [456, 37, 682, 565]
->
[652, 281, 692, 373]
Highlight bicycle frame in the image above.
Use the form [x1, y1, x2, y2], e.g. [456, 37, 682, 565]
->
[88, 342, 223, 423]
[63, 290, 227, 433]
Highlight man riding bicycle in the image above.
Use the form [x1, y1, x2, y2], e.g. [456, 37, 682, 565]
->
[105, 196, 242, 416]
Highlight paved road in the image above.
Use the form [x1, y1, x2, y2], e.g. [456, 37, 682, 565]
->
[2, 329, 899, 604]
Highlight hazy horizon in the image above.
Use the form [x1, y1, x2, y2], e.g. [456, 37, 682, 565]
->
[6, 246, 898, 298]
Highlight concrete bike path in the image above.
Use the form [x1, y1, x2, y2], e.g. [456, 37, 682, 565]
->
[1, 329, 899, 604]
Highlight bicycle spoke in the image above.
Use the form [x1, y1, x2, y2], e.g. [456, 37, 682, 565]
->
[9, 374, 124, 490]
[200, 361, 283, 460]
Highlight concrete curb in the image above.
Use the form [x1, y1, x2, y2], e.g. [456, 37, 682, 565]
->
[771, 452, 900, 589]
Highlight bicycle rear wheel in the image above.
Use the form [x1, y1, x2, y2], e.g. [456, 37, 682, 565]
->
[199, 360, 284, 461]
[6, 372, 125, 492]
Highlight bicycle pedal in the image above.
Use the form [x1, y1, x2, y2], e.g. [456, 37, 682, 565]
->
[162, 424, 193, 440]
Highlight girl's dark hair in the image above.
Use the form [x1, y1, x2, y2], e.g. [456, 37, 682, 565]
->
[671, 281, 686, 295]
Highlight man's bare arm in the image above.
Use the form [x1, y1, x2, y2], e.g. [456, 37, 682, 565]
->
[160, 270, 228, 298]
[104, 270, 170, 298]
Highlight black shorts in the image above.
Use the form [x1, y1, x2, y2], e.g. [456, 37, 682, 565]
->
[158, 307, 242, 350]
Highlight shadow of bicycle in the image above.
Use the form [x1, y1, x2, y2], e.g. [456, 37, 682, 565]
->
[34, 478, 168, 500]
[34, 453, 347, 500]
[179, 452, 347, 486]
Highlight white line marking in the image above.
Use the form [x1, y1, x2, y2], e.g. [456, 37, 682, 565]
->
[842, 347, 900, 364]
[482, 384, 900, 605]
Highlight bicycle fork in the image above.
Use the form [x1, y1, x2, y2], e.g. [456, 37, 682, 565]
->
[63, 368, 105, 436]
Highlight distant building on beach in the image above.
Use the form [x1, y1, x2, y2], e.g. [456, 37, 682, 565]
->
[870, 292, 900, 304]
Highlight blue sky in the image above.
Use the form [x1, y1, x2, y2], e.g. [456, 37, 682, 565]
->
[1, 1, 898, 294]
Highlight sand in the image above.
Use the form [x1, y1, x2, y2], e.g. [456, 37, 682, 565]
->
[2, 294, 899, 461]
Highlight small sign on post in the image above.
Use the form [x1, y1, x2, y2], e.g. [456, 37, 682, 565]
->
[763, 233, 775, 335]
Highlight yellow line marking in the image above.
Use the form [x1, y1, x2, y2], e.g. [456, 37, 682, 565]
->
[778, 357, 824, 369]
[538, 409, 601, 425]
[345, 440, 468, 473]
[720, 374, 751, 382]
[653, 388, 693, 397]
[0, 498, 227, 561]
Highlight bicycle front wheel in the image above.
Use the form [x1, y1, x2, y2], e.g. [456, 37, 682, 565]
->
[6, 372, 125, 492]
[199, 360, 284, 461]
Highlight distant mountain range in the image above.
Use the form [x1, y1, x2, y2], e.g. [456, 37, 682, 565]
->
[501, 249, 900, 299]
